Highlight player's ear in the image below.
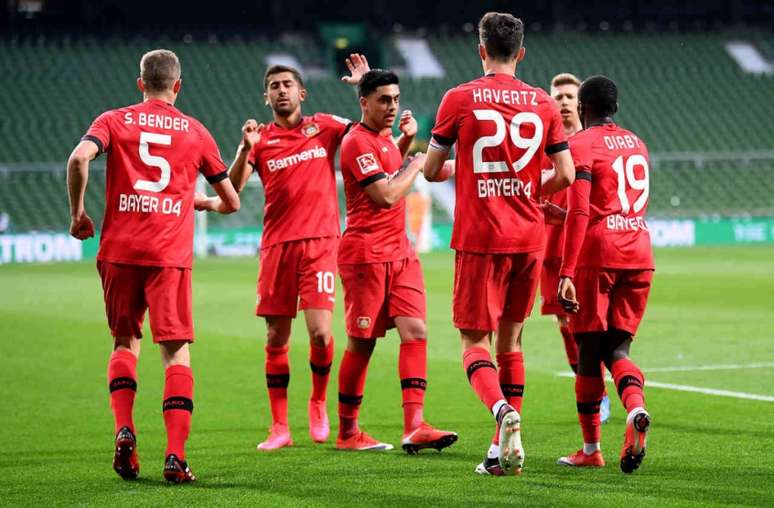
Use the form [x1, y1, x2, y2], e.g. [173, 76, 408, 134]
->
[516, 46, 526, 64]
[359, 96, 368, 110]
[263, 91, 270, 107]
[172, 79, 182, 94]
[299, 87, 307, 103]
[478, 44, 486, 61]
[136, 78, 145, 93]
[613, 102, 619, 114]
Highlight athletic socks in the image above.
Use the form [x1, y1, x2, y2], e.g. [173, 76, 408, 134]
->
[163, 364, 194, 460]
[265, 345, 290, 428]
[399, 339, 427, 434]
[560, 326, 579, 373]
[576, 374, 605, 446]
[463, 347, 505, 412]
[309, 338, 334, 402]
[108, 350, 138, 434]
[611, 358, 646, 413]
[338, 349, 371, 439]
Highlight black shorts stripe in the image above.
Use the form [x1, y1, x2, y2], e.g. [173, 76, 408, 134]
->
[545, 141, 569, 155]
[616, 375, 643, 398]
[466, 360, 496, 382]
[358, 172, 386, 188]
[163, 396, 193, 413]
[338, 393, 363, 406]
[266, 373, 290, 388]
[81, 135, 104, 154]
[500, 383, 524, 397]
[431, 134, 455, 147]
[576, 170, 592, 182]
[576, 400, 602, 415]
[309, 361, 332, 376]
[109, 377, 137, 393]
[205, 170, 229, 184]
[400, 377, 427, 391]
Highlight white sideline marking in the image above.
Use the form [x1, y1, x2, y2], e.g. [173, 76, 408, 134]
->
[642, 362, 774, 373]
[643, 381, 774, 402]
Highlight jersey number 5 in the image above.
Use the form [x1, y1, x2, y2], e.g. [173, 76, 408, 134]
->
[472, 110, 543, 174]
[136, 131, 172, 193]
[611, 154, 649, 214]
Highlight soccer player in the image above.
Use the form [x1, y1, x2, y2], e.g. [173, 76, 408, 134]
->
[540, 73, 611, 423]
[422, 13, 574, 475]
[66, 49, 240, 483]
[556, 75, 653, 473]
[228, 56, 369, 450]
[336, 69, 458, 453]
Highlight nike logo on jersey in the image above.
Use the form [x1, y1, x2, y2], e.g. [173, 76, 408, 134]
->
[267, 139, 281, 145]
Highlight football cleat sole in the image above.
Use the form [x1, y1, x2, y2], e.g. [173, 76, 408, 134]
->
[620, 409, 650, 474]
[498, 410, 524, 475]
[113, 427, 139, 480]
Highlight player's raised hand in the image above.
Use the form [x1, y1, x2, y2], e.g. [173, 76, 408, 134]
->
[242, 119, 264, 149]
[399, 110, 418, 138]
[341, 53, 370, 85]
[193, 192, 213, 212]
[540, 200, 567, 225]
[69, 211, 95, 240]
[558, 276, 580, 314]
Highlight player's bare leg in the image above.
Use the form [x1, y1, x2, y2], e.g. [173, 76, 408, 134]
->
[258, 316, 294, 450]
[602, 331, 650, 473]
[394, 317, 457, 454]
[336, 337, 392, 450]
[109, 335, 141, 480]
[159, 340, 196, 483]
[558, 332, 606, 468]
[304, 309, 334, 443]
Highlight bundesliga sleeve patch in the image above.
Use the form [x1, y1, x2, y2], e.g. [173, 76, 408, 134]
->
[356, 153, 380, 174]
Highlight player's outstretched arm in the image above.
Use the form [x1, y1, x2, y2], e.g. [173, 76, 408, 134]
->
[543, 149, 575, 195]
[66, 140, 99, 240]
[395, 110, 417, 160]
[423, 145, 455, 182]
[229, 119, 263, 193]
[364, 153, 426, 208]
[340, 53, 370, 86]
[194, 178, 240, 214]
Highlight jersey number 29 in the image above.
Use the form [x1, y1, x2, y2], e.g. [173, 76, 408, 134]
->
[472, 110, 543, 174]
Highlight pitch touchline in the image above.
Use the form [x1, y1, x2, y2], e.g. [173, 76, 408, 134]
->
[642, 362, 774, 373]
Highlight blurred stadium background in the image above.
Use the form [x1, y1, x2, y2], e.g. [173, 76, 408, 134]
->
[1, 0, 773, 263]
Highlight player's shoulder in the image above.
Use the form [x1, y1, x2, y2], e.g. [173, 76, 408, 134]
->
[615, 124, 649, 151]
[312, 112, 351, 128]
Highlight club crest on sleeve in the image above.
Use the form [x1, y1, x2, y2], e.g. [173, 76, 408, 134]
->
[302, 123, 320, 138]
[357, 316, 372, 329]
[356, 153, 379, 174]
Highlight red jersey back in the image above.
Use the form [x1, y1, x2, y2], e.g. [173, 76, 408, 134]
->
[83, 99, 227, 268]
[565, 123, 654, 271]
[338, 123, 412, 264]
[248, 113, 350, 248]
[431, 73, 568, 253]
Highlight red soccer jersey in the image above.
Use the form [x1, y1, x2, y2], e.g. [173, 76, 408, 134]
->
[541, 155, 568, 260]
[560, 123, 655, 277]
[247, 113, 350, 248]
[338, 123, 412, 264]
[431, 73, 568, 253]
[83, 99, 227, 268]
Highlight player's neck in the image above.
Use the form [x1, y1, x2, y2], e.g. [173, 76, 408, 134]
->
[482, 60, 517, 78]
[563, 121, 582, 137]
[360, 117, 382, 133]
[585, 116, 615, 128]
[143, 92, 176, 105]
[273, 110, 303, 129]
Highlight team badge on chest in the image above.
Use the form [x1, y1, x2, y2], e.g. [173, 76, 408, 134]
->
[302, 123, 320, 138]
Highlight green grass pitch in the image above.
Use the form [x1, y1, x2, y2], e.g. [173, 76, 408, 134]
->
[1, 247, 772, 507]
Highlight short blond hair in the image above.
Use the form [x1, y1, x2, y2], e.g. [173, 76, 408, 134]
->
[140, 49, 181, 92]
[550, 72, 581, 89]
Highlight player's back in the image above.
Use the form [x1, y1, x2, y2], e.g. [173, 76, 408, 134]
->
[433, 73, 567, 254]
[570, 123, 654, 270]
[86, 99, 225, 268]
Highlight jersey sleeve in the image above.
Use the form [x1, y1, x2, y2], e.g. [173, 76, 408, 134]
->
[560, 137, 594, 278]
[318, 113, 353, 143]
[341, 134, 386, 187]
[543, 104, 569, 155]
[82, 111, 113, 155]
[430, 89, 460, 148]
[196, 124, 228, 184]
[569, 136, 594, 181]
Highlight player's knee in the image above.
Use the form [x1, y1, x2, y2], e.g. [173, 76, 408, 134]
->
[308, 328, 331, 348]
[114, 335, 140, 355]
[266, 328, 291, 347]
[402, 323, 427, 341]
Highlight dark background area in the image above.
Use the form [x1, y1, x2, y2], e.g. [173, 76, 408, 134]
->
[2, 0, 773, 37]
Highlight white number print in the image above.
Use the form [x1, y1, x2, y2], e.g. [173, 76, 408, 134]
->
[611, 154, 650, 214]
[472, 110, 543, 174]
[136, 131, 172, 193]
[316, 271, 335, 294]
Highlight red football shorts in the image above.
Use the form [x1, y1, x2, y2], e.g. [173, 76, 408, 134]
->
[572, 267, 654, 336]
[453, 250, 543, 331]
[540, 257, 566, 316]
[256, 236, 338, 318]
[97, 261, 193, 342]
[339, 256, 426, 339]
